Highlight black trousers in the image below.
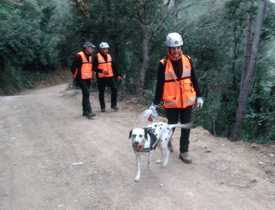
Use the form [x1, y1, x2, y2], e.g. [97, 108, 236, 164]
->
[77, 79, 92, 114]
[97, 77, 117, 109]
[166, 106, 192, 153]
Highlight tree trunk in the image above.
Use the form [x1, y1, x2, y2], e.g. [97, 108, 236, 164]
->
[134, 1, 171, 95]
[240, 0, 254, 85]
[173, 0, 180, 26]
[230, 0, 267, 142]
[138, 38, 149, 95]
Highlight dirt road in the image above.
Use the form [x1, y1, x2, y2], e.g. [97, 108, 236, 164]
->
[0, 84, 274, 210]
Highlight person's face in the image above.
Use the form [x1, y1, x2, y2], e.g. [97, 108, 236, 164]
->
[100, 48, 108, 55]
[85, 47, 94, 55]
[169, 46, 181, 58]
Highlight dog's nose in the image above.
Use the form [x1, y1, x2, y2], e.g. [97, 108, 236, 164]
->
[134, 141, 139, 145]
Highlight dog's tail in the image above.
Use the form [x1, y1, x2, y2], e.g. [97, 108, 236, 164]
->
[167, 123, 192, 129]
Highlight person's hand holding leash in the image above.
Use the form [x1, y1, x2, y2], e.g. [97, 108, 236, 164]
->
[141, 104, 158, 122]
[117, 76, 122, 81]
[196, 97, 203, 109]
[149, 104, 157, 111]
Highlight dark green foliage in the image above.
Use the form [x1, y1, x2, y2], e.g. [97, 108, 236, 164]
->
[261, 1, 275, 41]
[179, 1, 247, 138]
[176, 0, 275, 143]
[241, 40, 275, 144]
[0, 0, 41, 93]
[0, 0, 76, 94]
[1, 0, 275, 144]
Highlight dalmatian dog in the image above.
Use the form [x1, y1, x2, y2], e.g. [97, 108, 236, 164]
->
[129, 122, 191, 182]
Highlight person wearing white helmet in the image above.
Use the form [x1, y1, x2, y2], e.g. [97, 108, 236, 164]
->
[71, 42, 96, 119]
[151, 32, 203, 163]
[92, 42, 122, 112]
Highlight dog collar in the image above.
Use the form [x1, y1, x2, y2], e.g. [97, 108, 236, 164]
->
[136, 141, 144, 151]
[134, 138, 155, 152]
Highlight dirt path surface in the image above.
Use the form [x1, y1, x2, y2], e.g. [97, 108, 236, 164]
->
[0, 83, 274, 210]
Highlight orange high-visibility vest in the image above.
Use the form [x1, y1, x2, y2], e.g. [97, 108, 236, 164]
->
[97, 53, 113, 78]
[161, 55, 196, 109]
[74, 51, 93, 79]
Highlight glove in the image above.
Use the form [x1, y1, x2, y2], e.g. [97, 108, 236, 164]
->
[196, 97, 203, 109]
[149, 104, 157, 111]
[103, 70, 109, 75]
[117, 76, 122, 81]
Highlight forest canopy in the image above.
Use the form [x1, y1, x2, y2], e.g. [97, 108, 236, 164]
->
[1, 0, 275, 143]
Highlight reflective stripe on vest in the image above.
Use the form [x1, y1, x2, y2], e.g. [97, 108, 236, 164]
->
[163, 101, 178, 106]
[74, 51, 93, 79]
[97, 53, 113, 78]
[164, 70, 191, 79]
[163, 98, 196, 106]
[161, 55, 196, 109]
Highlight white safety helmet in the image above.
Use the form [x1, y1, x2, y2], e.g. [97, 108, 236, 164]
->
[99, 42, 109, 49]
[166, 32, 183, 47]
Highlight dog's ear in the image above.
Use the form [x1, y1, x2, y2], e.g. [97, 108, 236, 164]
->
[129, 130, 133, 139]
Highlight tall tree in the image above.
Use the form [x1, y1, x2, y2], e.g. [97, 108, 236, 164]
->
[173, 0, 180, 26]
[230, 0, 267, 141]
[133, 0, 171, 94]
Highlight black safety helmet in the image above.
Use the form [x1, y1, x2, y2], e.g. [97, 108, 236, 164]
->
[83, 42, 95, 48]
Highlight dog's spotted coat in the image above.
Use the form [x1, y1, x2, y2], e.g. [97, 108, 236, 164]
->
[129, 122, 191, 182]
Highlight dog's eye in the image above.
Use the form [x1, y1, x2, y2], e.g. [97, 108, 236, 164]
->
[133, 135, 136, 137]
[139, 135, 143, 138]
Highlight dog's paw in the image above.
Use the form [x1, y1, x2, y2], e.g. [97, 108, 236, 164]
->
[156, 159, 162, 164]
[162, 163, 167, 167]
[134, 176, 140, 182]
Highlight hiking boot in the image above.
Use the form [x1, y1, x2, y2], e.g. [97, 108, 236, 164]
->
[101, 108, 106, 112]
[168, 140, 173, 153]
[179, 152, 192, 164]
[87, 112, 96, 119]
[111, 106, 119, 111]
[82, 112, 89, 116]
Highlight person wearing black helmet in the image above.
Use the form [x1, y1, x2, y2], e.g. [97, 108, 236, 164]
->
[71, 42, 96, 119]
